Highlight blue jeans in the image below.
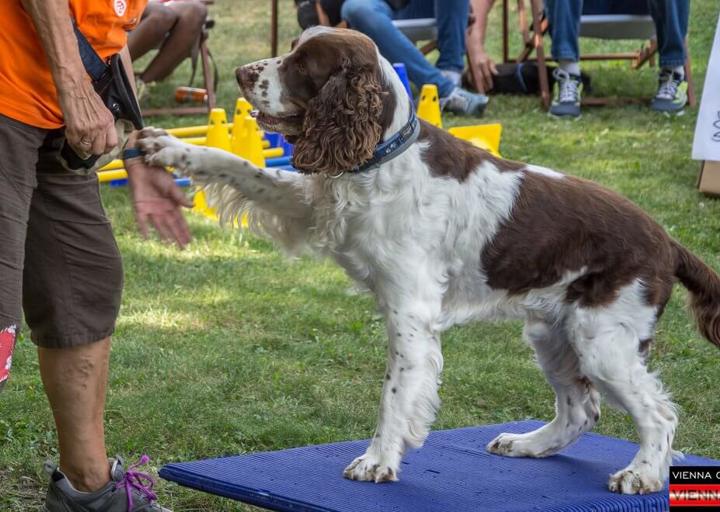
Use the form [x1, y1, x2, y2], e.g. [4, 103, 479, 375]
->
[544, 0, 689, 68]
[341, 0, 469, 97]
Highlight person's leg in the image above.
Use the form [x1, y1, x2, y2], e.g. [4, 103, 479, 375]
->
[391, 0, 468, 73]
[127, 2, 178, 61]
[341, 0, 456, 97]
[433, 0, 469, 73]
[136, 0, 208, 83]
[648, 0, 689, 112]
[37, 341, 111, 492]
[24, 131, 124, 494]
[648, 0, 688, 70]
[545, 0, 582, 72]
[545, 0, 584, 117]
[0, 114, 45, 392]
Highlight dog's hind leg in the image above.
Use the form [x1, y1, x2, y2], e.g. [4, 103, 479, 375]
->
[343, 280, 444, 483]
[487, 317, 600, 458]
[567, 283, 677, 495]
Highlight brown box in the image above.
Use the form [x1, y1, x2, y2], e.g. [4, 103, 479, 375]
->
[697, 161, 720, 196]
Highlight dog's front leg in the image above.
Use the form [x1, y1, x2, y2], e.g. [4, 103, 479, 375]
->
[344, 302, 443, 483]
[138, 129, 311, 220]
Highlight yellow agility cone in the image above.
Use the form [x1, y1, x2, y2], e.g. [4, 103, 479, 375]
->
[234, 97, 254, 118]
[205, 108, 232, 152]
[231, 102, 266, 167]
[448, 124, 503, 157]
[416, 84, 442, 128]
[192, 188, 218, 222]
[193, 108, 230, 220]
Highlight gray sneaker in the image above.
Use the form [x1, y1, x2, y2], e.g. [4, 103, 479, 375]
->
[43, 456, 171, 512]
[550, 68, 583, 118]
[440, 87, 489, 116]
[651, 69, 688, 113]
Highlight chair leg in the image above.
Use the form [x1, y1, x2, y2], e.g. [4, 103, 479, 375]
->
[502, 0, 509, 63]
[530, 0, 550, 108]
[200, 40, 216, 111]
[685, 38, 696, 107]
[271, 0, 279, 57]
[633, 39, 657, 70]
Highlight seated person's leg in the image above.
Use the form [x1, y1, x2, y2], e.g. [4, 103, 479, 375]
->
[433, 0, 470, 87]
[133, 0, 209, 84]
[393, 0, 467, 84]
[649, 0, 689, 112]
[545, 0, 584, 118]
[127, 2, 179, 62]
[341, 0, 487, 115]
[341, 0, 449, 94]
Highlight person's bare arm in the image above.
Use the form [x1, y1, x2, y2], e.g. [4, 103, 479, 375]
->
[118, 46, 192, 248]
[467, 0, 498, 93]
[20, 0, 117, 156]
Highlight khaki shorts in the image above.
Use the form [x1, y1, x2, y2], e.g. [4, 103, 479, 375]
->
[0, 113, 123, 348]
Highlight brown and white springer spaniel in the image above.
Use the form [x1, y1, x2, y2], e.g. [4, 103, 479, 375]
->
[139, 27, 720, 494]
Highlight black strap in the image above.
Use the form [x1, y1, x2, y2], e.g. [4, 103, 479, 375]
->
[71, 23, 108, 82]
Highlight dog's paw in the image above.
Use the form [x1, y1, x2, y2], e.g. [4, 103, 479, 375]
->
[486, 432, 559, 458]
[608, 468, 663, 495]
[138, 131, 196, 174]
[343, 454, 398, 483]
[139, 127, 169, 139]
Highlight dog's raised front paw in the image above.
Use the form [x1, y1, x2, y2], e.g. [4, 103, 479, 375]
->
[608, 468, 663, 495]
[138, 129, 195, 174]
[343, 454, 398, 483]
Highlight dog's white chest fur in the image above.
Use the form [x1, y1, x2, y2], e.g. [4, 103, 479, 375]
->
[312, 146, 531, 327]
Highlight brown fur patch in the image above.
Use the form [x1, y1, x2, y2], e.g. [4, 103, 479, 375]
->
[674, 240, 720, 347]
[283, 31, 390, 174]
[481, 171, 676, 308]
[418, 121, 524, 182]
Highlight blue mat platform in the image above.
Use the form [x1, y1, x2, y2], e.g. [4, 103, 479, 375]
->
[159, 420, 720, 512]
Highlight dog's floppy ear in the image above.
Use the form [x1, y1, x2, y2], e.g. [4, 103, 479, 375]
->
[293, 58, 384, 175]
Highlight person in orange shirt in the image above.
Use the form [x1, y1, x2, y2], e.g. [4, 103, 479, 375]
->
[0, 1, 187, 510]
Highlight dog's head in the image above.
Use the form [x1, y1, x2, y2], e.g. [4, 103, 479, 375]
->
[236, 27, 397, 175]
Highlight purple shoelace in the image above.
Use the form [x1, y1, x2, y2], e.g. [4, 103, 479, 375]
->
[115, 455, 158, 510]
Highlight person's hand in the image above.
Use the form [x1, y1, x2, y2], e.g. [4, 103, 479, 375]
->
[126, 158, 193, 248]
[57, 78, 118, 157]
[466, 29, 498, 94]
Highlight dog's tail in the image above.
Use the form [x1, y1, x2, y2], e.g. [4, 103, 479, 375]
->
[674, 241, 720, 347]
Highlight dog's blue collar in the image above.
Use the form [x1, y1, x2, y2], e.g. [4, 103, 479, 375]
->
[348, 110, 420, 175]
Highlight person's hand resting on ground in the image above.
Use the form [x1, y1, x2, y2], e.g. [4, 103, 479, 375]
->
[467, 0, 498, 94]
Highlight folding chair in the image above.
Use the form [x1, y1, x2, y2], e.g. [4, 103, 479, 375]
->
[393, 18, 440, 55]
[142, 1, 217, 117]
[501, 0, 696, 108]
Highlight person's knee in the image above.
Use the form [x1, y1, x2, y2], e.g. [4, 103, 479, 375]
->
[182, 1, 208, 26]
[341, 0, 385, 27]
[146, 5, 179, 32]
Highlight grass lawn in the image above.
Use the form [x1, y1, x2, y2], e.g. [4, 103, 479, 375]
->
[2, 1, 720, 510]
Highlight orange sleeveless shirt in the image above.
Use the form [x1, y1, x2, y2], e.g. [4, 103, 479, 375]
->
[0, 0, 146, 129]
